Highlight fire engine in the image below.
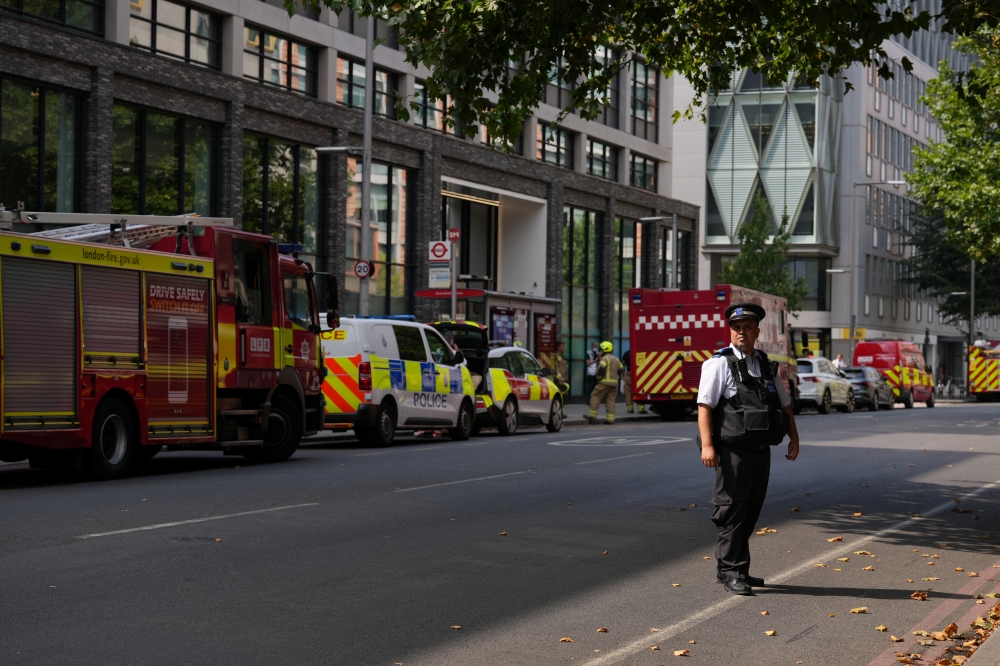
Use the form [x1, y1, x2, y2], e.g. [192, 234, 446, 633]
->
[969, 343, 1000, 401]
[627, 285, 797, 419]
[0, 208, 337, 479]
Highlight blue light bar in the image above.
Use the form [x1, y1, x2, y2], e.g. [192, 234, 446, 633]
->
[278, 243, 303, 254]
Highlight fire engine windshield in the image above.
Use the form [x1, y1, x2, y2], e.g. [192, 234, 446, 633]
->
[283, 273, 315, 329]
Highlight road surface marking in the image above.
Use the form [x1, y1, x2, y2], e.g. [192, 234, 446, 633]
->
[413, 446, 442, 452]
[573, 452, 655, 465]
[582, 478, 1000, 666]
[355, 452, 387, 456]
[74, 503, 319, 539]
[550, 436, 691, 447]
[393, 471, 529, 493]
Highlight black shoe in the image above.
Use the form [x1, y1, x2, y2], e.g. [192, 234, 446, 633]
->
[722, 578, 753, 595]
[716, 572, 765, 587]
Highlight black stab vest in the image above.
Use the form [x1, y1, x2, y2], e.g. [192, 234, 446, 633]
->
[711, 348, 789, 448]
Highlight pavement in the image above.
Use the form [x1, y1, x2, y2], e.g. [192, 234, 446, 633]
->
[3, 400, 1000, 665]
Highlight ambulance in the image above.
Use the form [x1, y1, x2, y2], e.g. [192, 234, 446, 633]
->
[320, 318, 476, 445]
[852, 339, 935, 408]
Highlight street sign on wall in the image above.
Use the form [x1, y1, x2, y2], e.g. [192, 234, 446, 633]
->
[448, 227, 461, 243]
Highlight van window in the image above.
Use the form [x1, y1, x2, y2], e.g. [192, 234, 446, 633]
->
[393, 326, 427, 362]
[818, 360, 836, 374]
[425, 330, 455, 365]
[369, 324, 399, 358]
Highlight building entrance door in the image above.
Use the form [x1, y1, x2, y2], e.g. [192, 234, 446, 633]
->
[442, 195, 498, 291]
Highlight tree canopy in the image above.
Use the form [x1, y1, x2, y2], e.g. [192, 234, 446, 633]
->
[291, 0, 998, 144]
[908, 26, 1000, 261]
[718, 192, 809, 315]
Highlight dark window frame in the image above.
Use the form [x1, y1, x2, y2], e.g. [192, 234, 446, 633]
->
[244, 26, 318, 97]
[586, 138, 617, 181]
[613, 217, 640, 355]
[1, 0, 103, 36]
[337, 57, 398, 119]
[594, 46, 620, 128]
[537, 122, 575, 169]
[545, 56, 575, 109]
[337, 9, 399, 49]
[561, 206, 602, 395]
[130, 0, 222, 70]
[629, 153, 656, 192]
[112, 103, 220, 216]
[631, 61, 659, 142]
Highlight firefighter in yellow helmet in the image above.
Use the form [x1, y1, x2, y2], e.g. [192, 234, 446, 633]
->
[587, 341, 621, 424]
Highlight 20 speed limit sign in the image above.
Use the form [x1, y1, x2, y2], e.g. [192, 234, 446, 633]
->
[353, 260, 373, 279]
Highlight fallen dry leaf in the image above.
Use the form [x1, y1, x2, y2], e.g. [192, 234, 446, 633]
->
[911, 513, 923, 518]
[791, 507, 801, 512]
[911, 591, 929, 601]
[597, 627, 608, 633]
[863, 566, 876, 571]
[956, 567, 965, 572]
[703, 556, 712, 560]
[767, 528, 777, 533]
[954, 508, 972, 514]
[829, 614, 835, 618]
[671, 583, 681, 587]
[856, 551, 873, 555]
[891, 636, 904, 642]
[559, 637, 573, 642]
[907, 579, 915, 583]
[650, 628, 660, 632]
[898, 658, 913, 665]
[851, 607, 869, 614]
[931, 554, 940, 559]
[828, 536, 844, 542]
[673, 649, 690, 656]
[834, 568, 843, 572]
[764, 630, 777, 636]
[862, 484, 869, 487]
[877, 625, 888, 632]
[689, 640, 696, 644]
[927, 562, 935, 566]
[939, 543, 949, 547]
[651, 645, 660, 651]
[761, 611, 769, 615]
[690, 503, 697, 507]
[855, 512, 863, 517]
[677, 508, 686, 511]
[945, 622, 960, 637]
[839, 558, 851, 562]
[815, 563, 828, 568]
[603, 550, 609, 555]
[451, 625, 462, 630]
[969, 572, 980, 577]
[977, 599, 986, 604]
[214, 538, 222, 542]
[922, 577, 940, 581]
[498, 532, 508, 536]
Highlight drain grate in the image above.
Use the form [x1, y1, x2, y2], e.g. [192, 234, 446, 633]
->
[160, 536, 221, 543]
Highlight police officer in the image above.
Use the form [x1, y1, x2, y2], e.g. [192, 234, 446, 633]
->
[587, 341, 620, 424]
[697, 303, 800, 596]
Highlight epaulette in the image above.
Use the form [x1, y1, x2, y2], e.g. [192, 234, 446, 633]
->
[712, 347, 734, 358]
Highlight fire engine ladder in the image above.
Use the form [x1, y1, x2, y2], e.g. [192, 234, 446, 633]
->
[0, 209, 234, 252]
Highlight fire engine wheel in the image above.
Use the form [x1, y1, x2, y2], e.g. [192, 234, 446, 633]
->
[817, 390, 832, 414]
[88, 398, 136, 480]
[244, 395, 303, 463]
[546, 399, 563, 433]
[449, 400, 475, 441]
[497, 398, 518, 436]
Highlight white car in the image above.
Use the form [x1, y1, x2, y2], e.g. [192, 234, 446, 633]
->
[795, 357, 855, 414]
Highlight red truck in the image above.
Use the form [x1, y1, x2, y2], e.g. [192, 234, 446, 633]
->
[0, 210, 337, 479]
[627, 285, 797, 419]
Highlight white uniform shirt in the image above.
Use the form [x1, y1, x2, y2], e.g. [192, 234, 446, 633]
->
[696, 344, 792, 409]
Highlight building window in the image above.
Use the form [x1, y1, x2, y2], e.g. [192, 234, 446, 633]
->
[545, 57, 575, 109]
[586, 139, 617, 180]
[594, 46, 619, 128]
[337, 59, 398, 118]
[242, 135, 320, 265]
[537, 123, 575, 169]
[112, 104, 217, 216]
[660, 228, 693, 289]
[345, 158, 410, 316]
[244, 27, 317, 97]
[787, 257, 832, 311]
[562, 207, 601, 396]
[613, 218, 642, 356]
[130, 0, 221, 69]
[631, 61, 658, 142]
[1, 0, 102, 35]
[0, 78, 81, 213]
[630, 153, 656, 191]
[414, 81, 454, 134]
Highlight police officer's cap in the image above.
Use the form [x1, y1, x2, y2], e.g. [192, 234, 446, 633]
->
[724, 302, 766, 323]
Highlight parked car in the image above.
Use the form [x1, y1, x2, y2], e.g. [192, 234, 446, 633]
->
[795, 357, 855, 414]
[842, 366, 894, 411]
[481, 347, 564, 435]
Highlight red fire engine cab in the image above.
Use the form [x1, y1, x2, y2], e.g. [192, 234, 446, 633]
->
[0, 209, 338, 479]
[627, 285, 797, 419]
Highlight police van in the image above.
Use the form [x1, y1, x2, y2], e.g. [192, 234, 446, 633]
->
[320, 317, 476, 446]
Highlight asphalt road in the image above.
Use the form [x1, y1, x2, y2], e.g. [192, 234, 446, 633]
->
[3, 402, 1000, 665]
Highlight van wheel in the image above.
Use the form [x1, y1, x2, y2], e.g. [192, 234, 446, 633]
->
[902, 390, 914, 409]
[449, 400, 475, 441]
[88, 398, 136, 480]
[244, 395, 303, 463]
[497, 398, 518, 436]
[926, 394, 935, 408]
[546, 399, 563, 433]
[817, 390, 832, 414]
[359, 401, 396, 447]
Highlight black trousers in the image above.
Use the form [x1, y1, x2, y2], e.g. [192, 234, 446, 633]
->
[712, 444, 771, 581]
